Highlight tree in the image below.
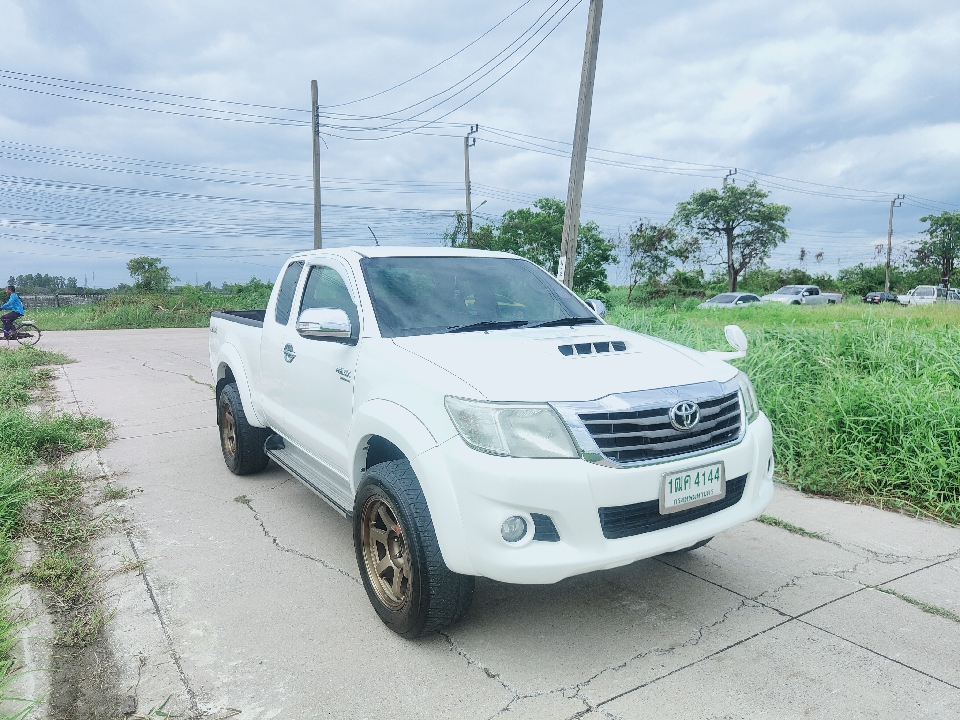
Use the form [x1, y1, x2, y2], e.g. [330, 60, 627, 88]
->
[443, 198, 616, 297]
[916, 211, 960, 285]
[126, 256, 176, 293]
[673, 181, 790, 292]
[623, 221, 677, 300]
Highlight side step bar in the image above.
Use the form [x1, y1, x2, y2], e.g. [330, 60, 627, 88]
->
[265, 436, 352, 518]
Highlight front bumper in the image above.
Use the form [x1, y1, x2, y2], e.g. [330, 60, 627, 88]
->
[414, 413, 775, 584]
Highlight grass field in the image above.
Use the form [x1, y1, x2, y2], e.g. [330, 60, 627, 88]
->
[29, 285, 269, 331]
[608, 301, 960, 524]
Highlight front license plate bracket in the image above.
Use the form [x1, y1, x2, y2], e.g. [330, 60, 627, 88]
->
[660, 461, 726, 514]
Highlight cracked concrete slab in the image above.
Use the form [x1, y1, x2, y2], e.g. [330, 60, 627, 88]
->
[801, 586, 960, 688]
[884, 560, 960, 616]
[598, 619, 960, 719]
[34, 328, 960, 719]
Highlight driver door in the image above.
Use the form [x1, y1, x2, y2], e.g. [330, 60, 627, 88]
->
[280, 262, 361, 500]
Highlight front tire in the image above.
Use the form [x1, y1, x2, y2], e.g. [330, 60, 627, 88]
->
[354, 460, 475, 638]
[217, 383, 270, 475]
[14, 321, 40, 346]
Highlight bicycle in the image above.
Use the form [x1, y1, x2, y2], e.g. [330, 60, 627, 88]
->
[4, 317, 41, 346]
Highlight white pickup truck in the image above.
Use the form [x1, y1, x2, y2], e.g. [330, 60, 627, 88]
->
[760, 285, 842, 305]
[209, 247, 774, 637]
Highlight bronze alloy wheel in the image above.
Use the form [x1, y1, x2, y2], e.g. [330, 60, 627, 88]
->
[360, 495, 411, 611]
[219, 394, 238, 461]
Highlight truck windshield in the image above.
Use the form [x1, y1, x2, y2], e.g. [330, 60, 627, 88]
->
[775, 286, 804, 295]
[360, 256, 597, 338]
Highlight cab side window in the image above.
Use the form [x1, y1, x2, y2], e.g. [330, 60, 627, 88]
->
[300, 265, 360, 338]
[274, 261, 304, 325]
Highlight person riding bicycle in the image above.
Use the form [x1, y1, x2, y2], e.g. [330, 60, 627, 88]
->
[1, 285, 24, 340]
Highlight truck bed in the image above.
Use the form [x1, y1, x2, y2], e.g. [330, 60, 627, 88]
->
[212, 309, 266, 327]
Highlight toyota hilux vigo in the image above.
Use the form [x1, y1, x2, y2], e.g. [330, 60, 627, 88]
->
[209, 247, 774, 637]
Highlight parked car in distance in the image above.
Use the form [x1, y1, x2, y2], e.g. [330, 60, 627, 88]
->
[862, 291, 898, 304]
[760, 285, 843, 306]
[698, 293, 762, 309]
[948, 289, 960, 303]
[897, 285, 948, 306]
[209, 247, 774, 638]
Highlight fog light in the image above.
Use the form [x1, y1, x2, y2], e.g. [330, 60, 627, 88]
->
[501, 516, 527, 543]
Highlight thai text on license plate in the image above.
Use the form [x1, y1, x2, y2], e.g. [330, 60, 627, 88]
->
[660, 462, 726, 514]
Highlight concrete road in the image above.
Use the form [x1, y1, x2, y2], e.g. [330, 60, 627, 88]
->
[41, 328, 960, 719]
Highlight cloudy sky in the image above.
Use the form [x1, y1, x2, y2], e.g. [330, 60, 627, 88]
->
[1, 0, 958, 287]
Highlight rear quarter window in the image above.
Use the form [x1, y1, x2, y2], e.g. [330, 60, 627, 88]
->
[274, 261, 304, 325]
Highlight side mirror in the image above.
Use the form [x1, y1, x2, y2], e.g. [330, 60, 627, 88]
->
[801, 291, 810, 297]
[296, 307, 351, 339]
[724, 325, 748, 352]
[584, 299, 606, 317]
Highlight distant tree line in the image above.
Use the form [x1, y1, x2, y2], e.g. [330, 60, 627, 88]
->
[7, 274, 80, 293]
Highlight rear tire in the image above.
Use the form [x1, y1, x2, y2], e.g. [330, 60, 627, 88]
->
[354, 460, 475, 638]
[217, 383, 270, 475]
[14, 320, 40, 347]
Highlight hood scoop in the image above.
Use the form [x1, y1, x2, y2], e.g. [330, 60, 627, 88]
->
[558, 340, 627, 357]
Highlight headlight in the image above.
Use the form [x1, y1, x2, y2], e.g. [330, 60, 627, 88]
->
[444, 397, 580, 458]
[736, 371, 760, 424]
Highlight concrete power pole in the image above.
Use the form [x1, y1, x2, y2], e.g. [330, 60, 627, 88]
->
[558, 0, 604, 289]
[311, 80, 322, 250]
[884, 194, 905, 293]
[463, 124, 479, 247]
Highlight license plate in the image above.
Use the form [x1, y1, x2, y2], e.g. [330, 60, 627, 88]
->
[660, 461, 726, 514]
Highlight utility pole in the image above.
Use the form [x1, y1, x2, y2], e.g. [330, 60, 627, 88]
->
[723, 168, 737, 187]
[558, 0, 604, 289]
[884, 194, 904, 293]
[463, 124, 479, 247]
[311, 80, 322, 250]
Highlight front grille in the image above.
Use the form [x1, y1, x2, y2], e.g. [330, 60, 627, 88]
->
[598, 473, 748, 539]
[578, 391, 742, 465]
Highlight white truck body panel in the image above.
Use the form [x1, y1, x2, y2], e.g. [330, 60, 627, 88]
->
[209, 247, 775, 583]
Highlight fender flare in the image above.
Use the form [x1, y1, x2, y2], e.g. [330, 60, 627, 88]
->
[349, 399, 474, 575]
[216, 343, 268, 428]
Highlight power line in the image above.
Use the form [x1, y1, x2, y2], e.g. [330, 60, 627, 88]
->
[319, 0, 535, 109]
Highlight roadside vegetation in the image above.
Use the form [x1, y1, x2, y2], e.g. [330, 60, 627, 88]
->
[30, 279, 271, 331]
[0, 347, 109, 715]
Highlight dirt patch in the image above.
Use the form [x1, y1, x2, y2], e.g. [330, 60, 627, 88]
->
[25, 467, 125, 719]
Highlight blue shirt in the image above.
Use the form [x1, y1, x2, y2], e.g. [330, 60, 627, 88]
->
[0, 293, 24, 315]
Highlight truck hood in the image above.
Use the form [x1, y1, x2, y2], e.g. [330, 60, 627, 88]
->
[391, 326, 734, 402]
[759, 294, 795, 303]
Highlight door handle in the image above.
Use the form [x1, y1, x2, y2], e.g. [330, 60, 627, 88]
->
[283, 343, 296, 363]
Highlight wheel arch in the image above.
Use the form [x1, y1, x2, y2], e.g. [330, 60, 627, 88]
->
[215, 344, 267, 427]
[350, 399, 474, 576]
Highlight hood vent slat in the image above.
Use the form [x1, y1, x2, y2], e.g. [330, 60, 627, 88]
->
[558, 341, 627, 356]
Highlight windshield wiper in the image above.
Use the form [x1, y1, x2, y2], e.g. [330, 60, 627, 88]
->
[527, 316, 600, 329]
[446, 320, 529, 334]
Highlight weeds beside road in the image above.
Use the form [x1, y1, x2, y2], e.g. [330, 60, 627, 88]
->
[31, 284, 269, 331]
[0, 347, 109, 716]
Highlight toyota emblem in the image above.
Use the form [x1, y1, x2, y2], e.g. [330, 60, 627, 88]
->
[669, 401, 700, 431]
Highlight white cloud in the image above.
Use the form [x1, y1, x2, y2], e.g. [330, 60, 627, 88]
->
[0, 0, 957, 285]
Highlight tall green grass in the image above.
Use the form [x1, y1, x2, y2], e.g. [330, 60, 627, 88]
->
[31, 284, 270, 331]
[609, 303, 960, 523]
